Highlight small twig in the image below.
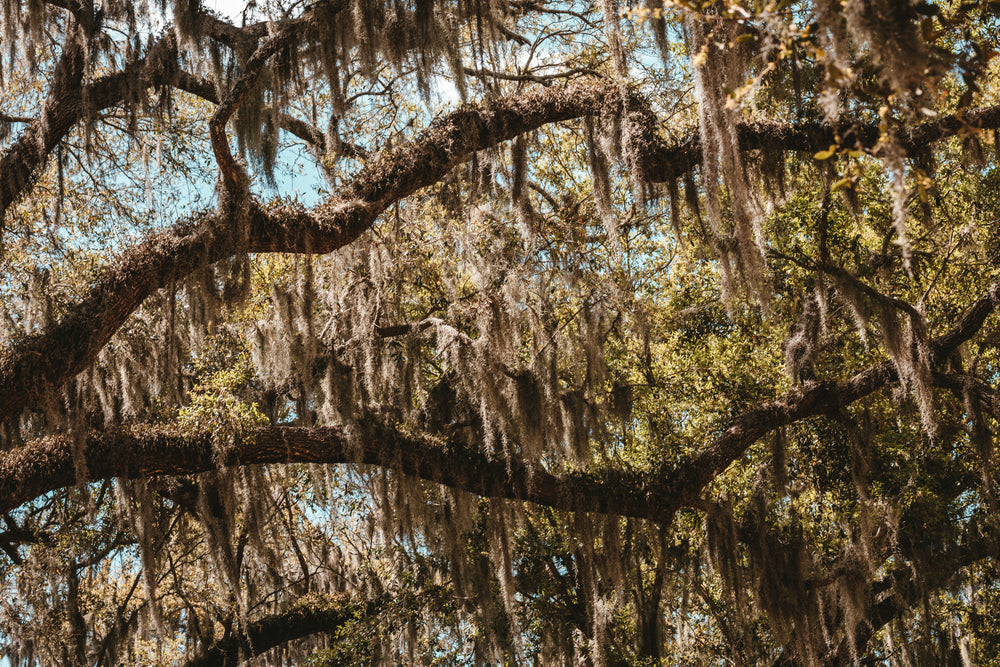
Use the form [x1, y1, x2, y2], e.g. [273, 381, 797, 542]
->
[463, 65, 602, 86]
[770, 250, 923, 321]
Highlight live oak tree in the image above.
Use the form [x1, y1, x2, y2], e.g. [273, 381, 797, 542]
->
[2, 0, 1000, 664]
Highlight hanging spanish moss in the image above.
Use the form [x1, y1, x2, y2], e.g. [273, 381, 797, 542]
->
[834, 274, 936, 433]
[685, 14, 770, 305]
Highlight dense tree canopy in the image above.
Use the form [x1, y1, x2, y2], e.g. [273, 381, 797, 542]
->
[2, 0, 1000, 663]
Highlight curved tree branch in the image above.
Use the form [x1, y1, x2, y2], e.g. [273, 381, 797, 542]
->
[0, 421, 677, 519]
[0, 82, 628, 424]
[6, 25, 1000, 239]
[175, 69, 363, 156]
[0, 18, 87, 228]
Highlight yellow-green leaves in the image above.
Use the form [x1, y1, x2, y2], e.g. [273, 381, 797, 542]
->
[814, 145, 865, 161]
[178, 361, 268, 447]
[813, 146, 837, 161]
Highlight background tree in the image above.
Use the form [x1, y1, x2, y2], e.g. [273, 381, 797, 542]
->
[2, 0, 1000, 664]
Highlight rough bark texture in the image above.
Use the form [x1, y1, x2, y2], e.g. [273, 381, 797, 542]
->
[3, 267, 995, 521]
[183, 593, 368, 667]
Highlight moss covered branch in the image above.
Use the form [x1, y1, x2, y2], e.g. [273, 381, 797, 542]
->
[0, 420, 679, 520]
[183, 593, 371, 667]
[0, 82, 627, 424]
[2, 263, 997, 518]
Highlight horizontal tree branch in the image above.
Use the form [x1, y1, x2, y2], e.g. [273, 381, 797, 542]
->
[5, 0, 1000, 231]
[0, 420, 680, 520]
[463, 65, 602, 85]
[2, 253, 997, 527]
[0, 112, 34, 124]
[638, 105, 1000, 183]
[183, 592, 371, 667]
[3, 266, 999, 516]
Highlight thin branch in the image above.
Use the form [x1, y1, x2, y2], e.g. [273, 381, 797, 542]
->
[463, 65, 603, 86]
[175, 69, 366, 158]
[0, 112, 35, 124]
[375, 318, 439, 338]
[665, 277, 1000, 509]
[770, 250, 924, 320]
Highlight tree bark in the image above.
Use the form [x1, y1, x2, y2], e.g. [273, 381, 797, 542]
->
[183, 593, 370, 667]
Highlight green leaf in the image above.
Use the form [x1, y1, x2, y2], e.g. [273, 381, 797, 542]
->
[813, 145, 837, 160]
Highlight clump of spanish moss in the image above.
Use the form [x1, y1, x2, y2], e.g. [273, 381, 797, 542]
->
[841, 0, 933, 102]
[510, 135, 536, 239]
[881, 136, 915, 273]
[784, 294, 821, 383]
[835, 275, 935, 433]
[809, 0, 854, 121]
[686, 15, 769, 306]
[585, 116, 621, 255]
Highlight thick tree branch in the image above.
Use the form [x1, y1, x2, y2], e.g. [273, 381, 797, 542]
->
[4, 65, 1000, 518]
[0, 112, 34, 124]
[0, 83, 627, 424]
[43, 0, 88, 18]
[0, 1, 342, 226]
[4, 1, 1000, 233]
[639, 106, 1000, 182]
[0, 214, 233, 423]
[183, 593, 371, 667]
[934, 371, 1000, 421]
[0, 421, 676, 519]
[0, 33, 183, 224]
[7, 30, 999, 236]
[1, 267, 997, 526]
[932, 281, 1000, 358]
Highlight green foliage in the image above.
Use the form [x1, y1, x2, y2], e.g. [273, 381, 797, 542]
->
[178, 341, 269, 444]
